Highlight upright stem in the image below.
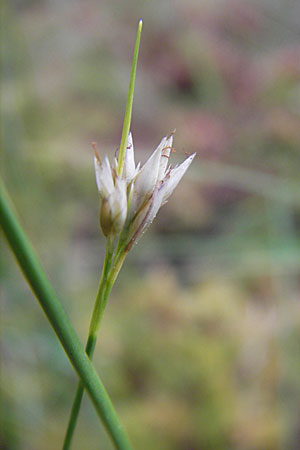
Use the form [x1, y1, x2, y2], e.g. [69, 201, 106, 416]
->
[62, 237, 114, 449]
[117, 19, 142, 177]
[0, 181, 133, 450]
[63, 19, 142, 447]
[62, 241, 128, 450]
[89, 236, 115, 337]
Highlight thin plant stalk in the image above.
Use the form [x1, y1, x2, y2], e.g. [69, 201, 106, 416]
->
[62, 237, 114, 450]
[62, 21, 142, 449]
[0, 180, 133, 450]
[62, 243, 129, 449]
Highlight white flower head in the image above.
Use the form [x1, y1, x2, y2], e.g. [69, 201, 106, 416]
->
[93, 133, 195, 245]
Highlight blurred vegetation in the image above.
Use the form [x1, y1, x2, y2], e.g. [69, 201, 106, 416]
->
[1, 0, 300, 449]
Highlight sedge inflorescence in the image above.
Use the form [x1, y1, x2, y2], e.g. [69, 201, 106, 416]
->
[94, 131, 195, 250]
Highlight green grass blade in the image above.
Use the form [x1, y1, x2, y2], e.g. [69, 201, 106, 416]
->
[0, 180, 133, 450]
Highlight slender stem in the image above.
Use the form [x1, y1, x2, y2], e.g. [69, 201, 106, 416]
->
[117, 19, 142, 177]
[62, 242, 128, 449]
[63, 19, 142, 444]
[62, 237, 114, 450]
[63, 19, 142, 448]
[0, 181, 133, 450]
[89, 237, 114, 337]
[61, 334, 98, 450]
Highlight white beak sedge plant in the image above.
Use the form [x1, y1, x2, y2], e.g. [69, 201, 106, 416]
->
[0, 20, 195, 450]
[63, 20, 195, 449]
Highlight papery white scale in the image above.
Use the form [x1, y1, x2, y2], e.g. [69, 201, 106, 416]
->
[94, 132, 195, 243]
[94, 155, 127, 236]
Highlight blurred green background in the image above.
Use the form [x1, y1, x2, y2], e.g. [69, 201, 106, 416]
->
[2, 0, 300, 449]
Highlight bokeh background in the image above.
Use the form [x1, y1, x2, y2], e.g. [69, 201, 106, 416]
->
[2, 0, 300, 449]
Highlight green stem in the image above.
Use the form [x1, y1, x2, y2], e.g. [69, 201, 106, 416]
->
[0, 180, 133, 450]
[62, 242, 128, 449]
[117, 19, 142, 177]
[63, 20, 143, 446]
[62, 237, 114, 450]
[89, 237, 114, 336]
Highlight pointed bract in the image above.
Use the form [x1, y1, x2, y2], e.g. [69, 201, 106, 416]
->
[94, 155, 114, 198]
[94, 156, 101, 192]
[123, 132, 136, 183]
[157, 134, 173, 182]
[100, 177, 127, 236]
[130, 154, 194, 241]
[112, 177, 127, 231]
[130, 140, 162, 213]
[160, 153, 196, 203]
